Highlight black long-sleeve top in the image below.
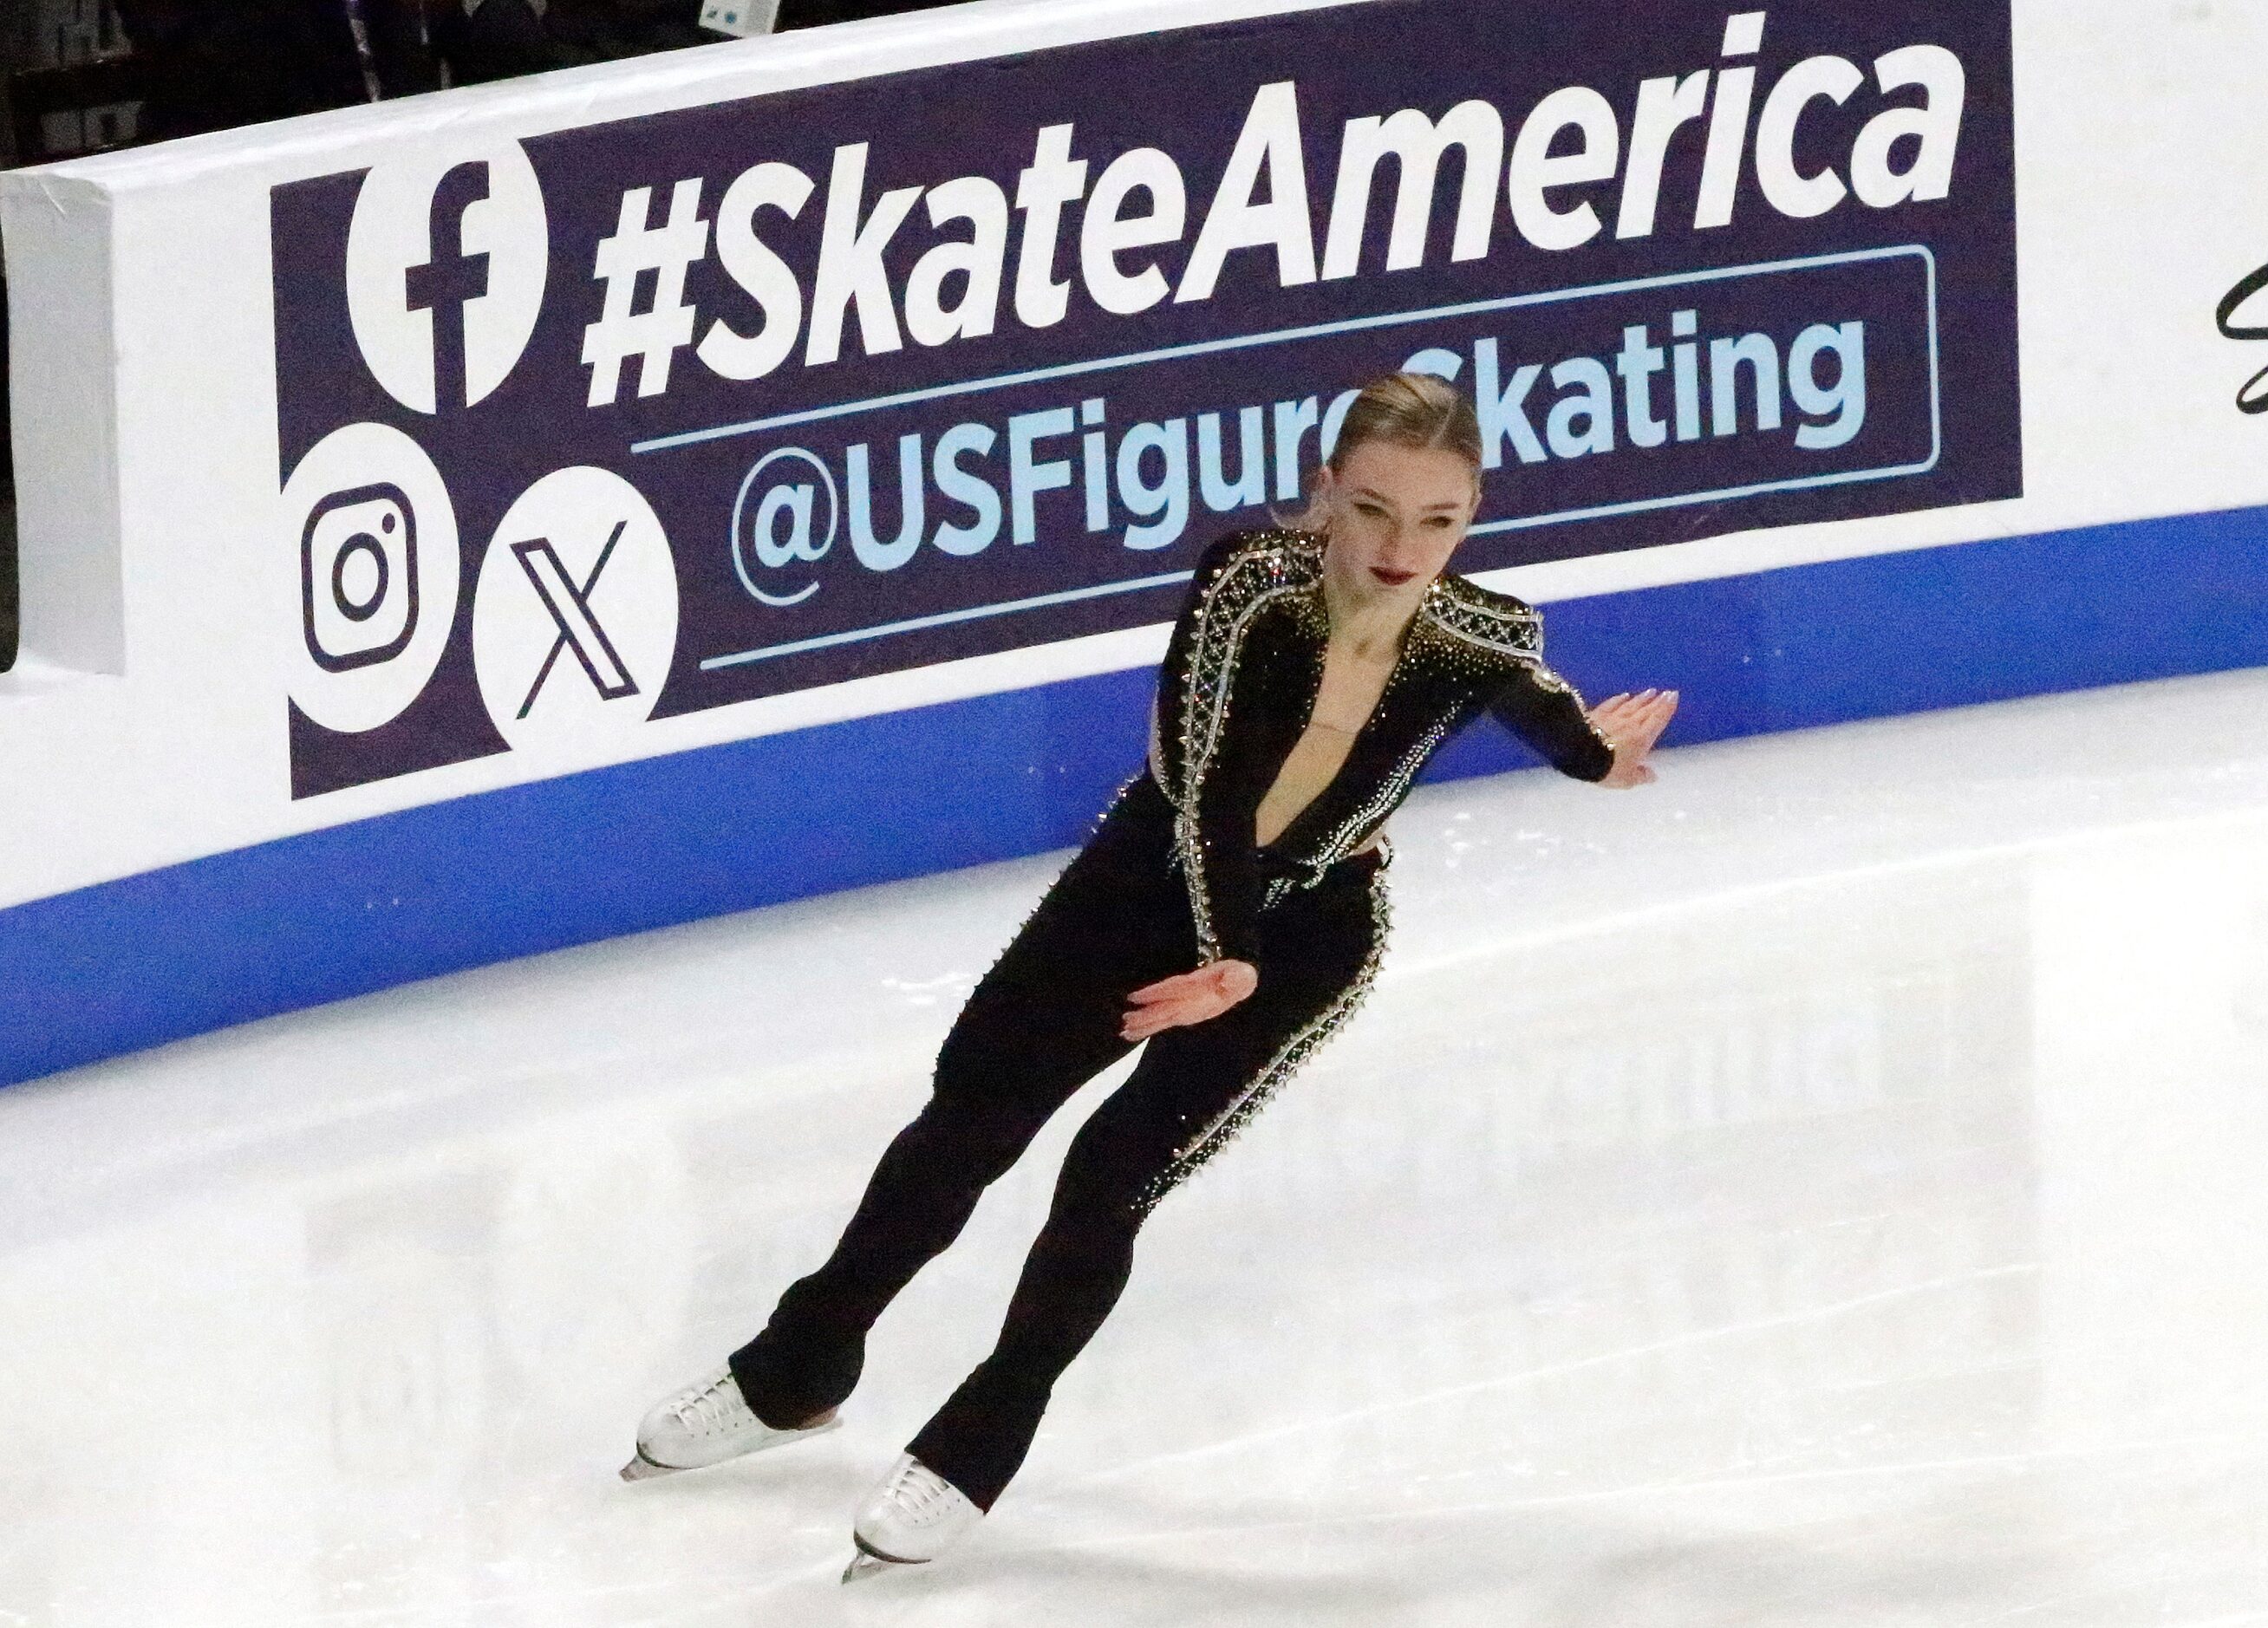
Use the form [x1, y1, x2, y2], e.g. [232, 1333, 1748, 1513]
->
[1145, 526, 1617, 965]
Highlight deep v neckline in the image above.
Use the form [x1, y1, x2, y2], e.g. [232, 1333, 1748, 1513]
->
[1254, 583, 1429, 851]
[1305, 573, 1431, 743]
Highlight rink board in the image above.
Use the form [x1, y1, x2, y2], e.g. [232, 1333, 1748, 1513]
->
[6, 499, 2268, 1086]
[3, 0, 2268, 1083]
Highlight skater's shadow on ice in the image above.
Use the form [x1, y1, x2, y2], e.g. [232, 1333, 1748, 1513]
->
[896, 1539, 1416, 1621]
[616, 1450, 869, 1518]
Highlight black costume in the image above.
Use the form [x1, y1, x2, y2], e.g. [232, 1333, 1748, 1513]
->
[729, 526, 1616, 1511]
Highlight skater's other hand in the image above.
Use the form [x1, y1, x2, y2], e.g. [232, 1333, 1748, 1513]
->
[1120, 961, 1258, 1040]
[1588, 688, 1678, 787]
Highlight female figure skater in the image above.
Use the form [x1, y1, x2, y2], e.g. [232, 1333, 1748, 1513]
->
[619, 371, 1678, 1580]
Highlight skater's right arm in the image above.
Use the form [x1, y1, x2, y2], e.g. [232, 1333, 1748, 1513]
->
[1119, 531, 1274, 1039]
[1147, 530, 1275, 971]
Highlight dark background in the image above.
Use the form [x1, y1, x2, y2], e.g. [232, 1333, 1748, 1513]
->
[0, 0, 966, 674]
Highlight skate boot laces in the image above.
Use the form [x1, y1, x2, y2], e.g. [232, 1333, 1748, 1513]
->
[668, 1370, 753, 1438]
[882, 1457, 968, 1529]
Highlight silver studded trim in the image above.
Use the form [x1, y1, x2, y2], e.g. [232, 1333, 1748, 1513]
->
[1421, 576, 1544, 661]
[1134, 866, 1393, 1214]
[1308, 714, 1450, 869]
[1161, 531, 1325, 962]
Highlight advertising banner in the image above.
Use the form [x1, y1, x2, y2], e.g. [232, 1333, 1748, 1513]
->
[271, 0, 2017, 797]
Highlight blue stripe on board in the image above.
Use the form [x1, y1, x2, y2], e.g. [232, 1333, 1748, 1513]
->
[7, 502, 2268, 1087]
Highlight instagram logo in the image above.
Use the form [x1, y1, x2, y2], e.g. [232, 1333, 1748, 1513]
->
[303, 483, 419, 671]
[283, 423, 459, 736]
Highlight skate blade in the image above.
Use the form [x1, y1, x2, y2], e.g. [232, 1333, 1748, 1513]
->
[619, 1413, 844, 1484]
[842, 1538, 924, 1585]
[842, 1551, 906, 1584]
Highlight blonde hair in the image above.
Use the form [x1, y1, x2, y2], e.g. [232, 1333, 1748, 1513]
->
[1269, 370, 1484, 535]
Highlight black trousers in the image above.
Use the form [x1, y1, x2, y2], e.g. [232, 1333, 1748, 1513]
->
[727, 773, 1391, 1510]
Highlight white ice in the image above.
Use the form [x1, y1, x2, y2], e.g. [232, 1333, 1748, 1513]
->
[6, 667, 2268, 1626]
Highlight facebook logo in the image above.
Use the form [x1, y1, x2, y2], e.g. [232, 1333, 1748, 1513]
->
[344, 140, 551, 415]
[404, 161, 495, 416]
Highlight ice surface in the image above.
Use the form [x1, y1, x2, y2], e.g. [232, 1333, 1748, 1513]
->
[6, 667, 2268, 1625]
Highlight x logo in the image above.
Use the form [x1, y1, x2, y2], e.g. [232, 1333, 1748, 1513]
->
[512, 519, 640, 720]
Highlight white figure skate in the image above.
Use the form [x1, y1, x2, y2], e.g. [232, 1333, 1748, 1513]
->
[839, 1452, 983, 1582]
[618, 1364, 840, 1481]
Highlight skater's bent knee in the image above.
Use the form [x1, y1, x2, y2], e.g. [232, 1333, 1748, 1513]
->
[905, 1091, 1044, 1182]
[1045, 1162, 1158, 1236]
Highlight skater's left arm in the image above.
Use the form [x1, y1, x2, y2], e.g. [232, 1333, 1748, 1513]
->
[1585, 689, 1678, 787]
[1488, 660, 1678, 789]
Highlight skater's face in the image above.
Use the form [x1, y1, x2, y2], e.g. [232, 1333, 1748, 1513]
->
[1316, 440, 1480, 607]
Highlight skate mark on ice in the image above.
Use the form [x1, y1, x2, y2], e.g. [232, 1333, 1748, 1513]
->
[998, 1428, 2268, 1566]
[1046, 1263, 2043, 1493]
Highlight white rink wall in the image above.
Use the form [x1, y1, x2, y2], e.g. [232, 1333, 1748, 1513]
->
[1, 0, 2265, 1084]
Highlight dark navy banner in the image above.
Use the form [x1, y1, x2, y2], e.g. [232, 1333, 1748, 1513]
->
[271, 0, 2017, 795]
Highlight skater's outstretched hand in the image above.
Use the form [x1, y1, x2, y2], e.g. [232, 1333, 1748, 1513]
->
[1588, 688, 1678, 787]
[1120, 960, 1258, 1040]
